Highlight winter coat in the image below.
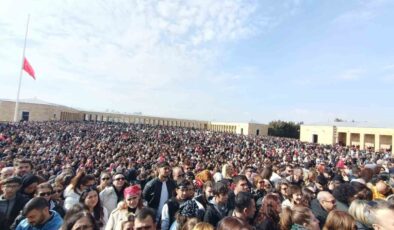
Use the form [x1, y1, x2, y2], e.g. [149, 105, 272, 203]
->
[15, 210, 63, 230]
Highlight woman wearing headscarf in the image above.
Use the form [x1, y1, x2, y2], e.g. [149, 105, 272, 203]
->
[105, 184, 144, 230]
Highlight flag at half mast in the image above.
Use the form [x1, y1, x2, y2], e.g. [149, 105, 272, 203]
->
[23, 57, 35, 80]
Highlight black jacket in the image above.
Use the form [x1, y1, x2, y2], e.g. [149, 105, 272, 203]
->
[203, 202, 228, 227]
[310, 199, 329, 229]
[142, 178, 176, 209]
[0, 193, 30, 230]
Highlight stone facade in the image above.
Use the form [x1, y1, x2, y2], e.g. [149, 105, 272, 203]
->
[0, 99, 267, 136]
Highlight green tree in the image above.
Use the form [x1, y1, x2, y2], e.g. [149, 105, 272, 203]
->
[268, 120, 300, 138]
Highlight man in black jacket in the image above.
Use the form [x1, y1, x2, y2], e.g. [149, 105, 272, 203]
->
[143, 161, 176, 223]
[0, 176, 30, 230]
[161, 179, 194, 230]
[227, 175, 250, 211]
[311, 191, 337, 229]
[204, 181, 229, 227]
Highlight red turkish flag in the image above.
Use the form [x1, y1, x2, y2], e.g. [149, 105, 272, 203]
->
[23, 57, 35, 80]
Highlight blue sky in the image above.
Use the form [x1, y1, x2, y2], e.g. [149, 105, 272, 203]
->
[1, 0, 394, 125]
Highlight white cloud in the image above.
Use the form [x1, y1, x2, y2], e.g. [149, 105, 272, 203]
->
[337, 68, 365, 81]
[332, 0, 393, 26]
[0, 0, 303, 120]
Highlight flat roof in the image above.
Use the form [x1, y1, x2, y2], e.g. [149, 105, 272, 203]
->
[303, 121, 394, 129]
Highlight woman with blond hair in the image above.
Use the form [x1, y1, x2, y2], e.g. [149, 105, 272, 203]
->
[322, 210, 356, 230]
[221, 163, 234, 186]
[348, 200, 373, 230]
[192, 222, 214, 230]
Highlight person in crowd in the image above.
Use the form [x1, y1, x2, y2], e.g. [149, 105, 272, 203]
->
[217, 216, 254, 230]
[280, 206, 320, 230]
[220, 164, 234, 186]
[230, 192, 256, 223]
[61, 204, 100, 230]
[301, 187, 315, 207]
[252, 175, 266, 205]
[287, 168, 304, 187]
[275, 180, 289, 202]
[64, 171, 96, 210]
[310, 191, 336, 229]
[106, 184, 144, 230]
[192, 222, 214, 230]
[13, 159, 33, 178]
[80, 187, 109, 229]
[371, 180, 391, 200]
[282, 185, 303, 209]
[36, 182, 66, 217]
[351, 181, 373, 201]
[15, 197, 63, 230]
[364, 200, 394, 230]
[348, 200, 373, 230]
[322, 210, 356, 230]
[134, 208, 157, 230]
[100, 172, 128, 214]
[332, 183, 357, 211]
[204, 182, 229, 227]
[283, 165, 294, 178]
[227, 175, 250, 211]
[194, 181, 214, 210]
[162, 179, 194, 230]
[181, 217, 200, 230]
[120, 214, 134, 230]
[0, 176, 30, 229]
[20, 174, 40, 199]
[172, 167, 185, 183]
[170, 200, 200, 230]
[97, 172, 112, 192]
[243, 166, 255, 185]
[254, 193, 281, 230]
[51, 181, 65, 208]
[0, 166, 14, 180]
[143, 161, 176, 223]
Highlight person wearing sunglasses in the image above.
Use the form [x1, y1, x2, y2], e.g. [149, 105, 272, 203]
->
[51, 182, 65, 208]
[98, 172, 112, 193]
[12, 183, 67, 229]
[100, 172, 128, 214]
[106, 185, 143, 230]
[311, 191, 337, 229]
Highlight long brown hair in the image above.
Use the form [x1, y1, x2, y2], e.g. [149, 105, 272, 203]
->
[323, 210, 356, 230]
[255, 193, 281, 225]
[280, 206, 314, 230]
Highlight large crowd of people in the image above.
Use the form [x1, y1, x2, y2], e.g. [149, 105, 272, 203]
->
[0, 121, 393, 230]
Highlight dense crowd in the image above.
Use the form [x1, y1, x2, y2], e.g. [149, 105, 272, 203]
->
[0, 121, 393, 230]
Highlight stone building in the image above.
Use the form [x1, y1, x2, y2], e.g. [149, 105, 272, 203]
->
[0, 98, 268, 136]
[300, 122, 394, 151]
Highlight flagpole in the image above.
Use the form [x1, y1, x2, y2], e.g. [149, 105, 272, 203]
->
[14, 14, 30, 122]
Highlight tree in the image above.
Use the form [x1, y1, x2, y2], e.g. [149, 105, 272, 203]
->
[268, 120, 300, 139]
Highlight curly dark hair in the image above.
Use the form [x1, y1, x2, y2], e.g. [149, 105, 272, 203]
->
[332, 183, 357, 205]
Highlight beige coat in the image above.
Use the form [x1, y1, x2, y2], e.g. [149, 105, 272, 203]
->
[105, 205, 140, 230]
